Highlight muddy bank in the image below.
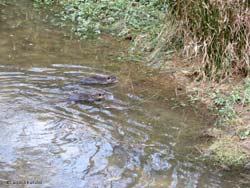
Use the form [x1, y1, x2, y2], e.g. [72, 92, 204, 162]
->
[164, 59, 250, 169]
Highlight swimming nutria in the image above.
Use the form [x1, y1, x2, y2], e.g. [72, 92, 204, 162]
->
[68, 91, 105, 103]
[80, 74, 118, 85]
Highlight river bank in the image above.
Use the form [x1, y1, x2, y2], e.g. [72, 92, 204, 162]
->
[29, 0, 250, 169]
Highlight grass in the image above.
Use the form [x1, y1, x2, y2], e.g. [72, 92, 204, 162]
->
[208, 80, 250, 125]
[32, 0, 179, 64]
[34, 0, 166, 37]
[209, 135, 249, 167]
[33, 0, 250, 79]
[186, 77, 250, 127]
[171, 0, 250, 79]
[208, 85, 250, 167]
[188, 78, 250, 127]
[188, 78, 250, 168]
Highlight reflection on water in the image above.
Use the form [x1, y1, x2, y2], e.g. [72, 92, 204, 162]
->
[0, 1, 248, 188]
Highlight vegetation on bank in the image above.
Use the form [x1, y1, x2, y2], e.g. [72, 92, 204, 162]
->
[33, 0, 250, 168]
[34, 0, 250, 79]
[192, 79, 250, 167]
[173, 0, 250, 79]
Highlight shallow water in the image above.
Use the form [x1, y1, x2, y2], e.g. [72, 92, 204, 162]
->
[0, 1, 249, 188]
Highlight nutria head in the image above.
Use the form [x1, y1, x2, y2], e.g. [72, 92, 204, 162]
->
[105, 75, 117, 84]
[94, 92, 105, 101]
[69, 90, 106, 103]
[81, 74, 118, 85]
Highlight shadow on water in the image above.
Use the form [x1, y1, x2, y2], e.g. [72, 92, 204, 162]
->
[0, 1, 249, 188]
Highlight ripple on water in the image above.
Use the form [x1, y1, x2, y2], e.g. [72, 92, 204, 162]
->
[0, 59, 233, 188]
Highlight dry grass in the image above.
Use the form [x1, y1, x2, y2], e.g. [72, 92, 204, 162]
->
[171, 0, 250, 80]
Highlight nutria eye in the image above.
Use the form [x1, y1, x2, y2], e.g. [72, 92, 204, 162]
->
[98, 93, 102, 96]
[107, 77, 111, 80]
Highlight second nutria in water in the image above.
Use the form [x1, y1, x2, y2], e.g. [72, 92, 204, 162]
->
[68, 90, 105, 103]
[80, 74, 118, 85]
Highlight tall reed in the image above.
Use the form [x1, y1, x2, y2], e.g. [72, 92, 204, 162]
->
[172, 0, 250, 79]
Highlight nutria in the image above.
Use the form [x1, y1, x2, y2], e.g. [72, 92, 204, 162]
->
[68, 91, 105, 103]
[80, 74, 118, 85]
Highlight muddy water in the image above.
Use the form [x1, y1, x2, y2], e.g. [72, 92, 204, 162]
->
[0, 1, 248, 188]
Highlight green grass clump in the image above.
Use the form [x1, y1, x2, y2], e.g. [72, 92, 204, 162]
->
[33, 0, 55, 5]
[32, 0, 177, 64]
[33, 0, 167, 39]
[209, 81, 250, 124]
[210, 136, 249, 167]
